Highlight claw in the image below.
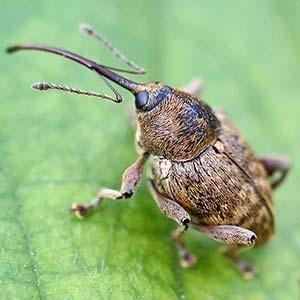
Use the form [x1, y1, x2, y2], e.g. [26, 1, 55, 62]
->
[70, 204, 89, 219]
[180, 252, 197, 268]
[236, 260, 257, 280]
[181, 217, 190, 231]
[117, 190, 133, 199]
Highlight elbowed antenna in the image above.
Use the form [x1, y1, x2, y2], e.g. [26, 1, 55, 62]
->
[6, 44, 141, 93]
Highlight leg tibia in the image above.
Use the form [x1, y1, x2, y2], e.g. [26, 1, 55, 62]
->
[120, 152, 149, 197]
[193, 224, 257, 246]
[148, 180, 191, 226]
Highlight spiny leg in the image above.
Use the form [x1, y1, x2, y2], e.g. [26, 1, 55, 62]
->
[148, 180, 196, 267]
[181, 77, 204, 96]
[192, 224, 257, 278]
[259, 155, 291, 189]
[71, 152, 149, 219]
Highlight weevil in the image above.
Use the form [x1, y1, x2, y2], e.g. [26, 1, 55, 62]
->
[7, 24, 291, 278]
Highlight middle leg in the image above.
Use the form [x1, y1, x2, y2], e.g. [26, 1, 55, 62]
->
[148, 180, 197, 268]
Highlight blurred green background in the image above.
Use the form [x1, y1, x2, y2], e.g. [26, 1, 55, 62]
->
[1, 0, 299, 299]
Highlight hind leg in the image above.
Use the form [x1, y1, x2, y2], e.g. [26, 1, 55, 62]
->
[259, 155, 291, 189]
[192, 224, 257, 279]
[222, 245, 257, 279]
[148, 180, 197, 268]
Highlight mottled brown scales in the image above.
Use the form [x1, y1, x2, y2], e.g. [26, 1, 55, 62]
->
[149, 109, 274, 245]
[7, 26, 291, 279]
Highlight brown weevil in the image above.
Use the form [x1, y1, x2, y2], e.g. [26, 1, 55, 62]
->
[7, 24, 291, 279]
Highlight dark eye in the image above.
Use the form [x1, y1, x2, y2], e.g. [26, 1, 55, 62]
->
[135, 91, 149, 109]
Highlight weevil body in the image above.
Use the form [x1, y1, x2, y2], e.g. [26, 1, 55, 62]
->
[7, 24, 291, 278]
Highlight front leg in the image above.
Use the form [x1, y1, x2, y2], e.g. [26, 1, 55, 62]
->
[193, 224, 257, 279]
[148, 180, 197, 268]
[71, 152, 149, 219]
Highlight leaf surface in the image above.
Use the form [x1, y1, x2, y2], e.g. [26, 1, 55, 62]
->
[1, 0, 299, 299]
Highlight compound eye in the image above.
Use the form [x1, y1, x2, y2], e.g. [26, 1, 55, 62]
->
[135, 91, 149, 109]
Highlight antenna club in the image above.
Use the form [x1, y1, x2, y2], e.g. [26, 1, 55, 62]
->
[6, 45, 21, 53]
[115, 95, 122, 103]
[80, 23, 94, 35]
[32, 82, 51, 91]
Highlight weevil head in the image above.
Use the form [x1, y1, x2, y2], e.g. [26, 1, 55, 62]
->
[6, 43, 220, 162]
[135, 82, 221, 162]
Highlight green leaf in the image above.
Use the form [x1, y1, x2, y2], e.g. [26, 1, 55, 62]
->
[1, 0, 299, 299]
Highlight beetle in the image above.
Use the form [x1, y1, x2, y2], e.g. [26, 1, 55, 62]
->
[7, 24, 291, 279]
